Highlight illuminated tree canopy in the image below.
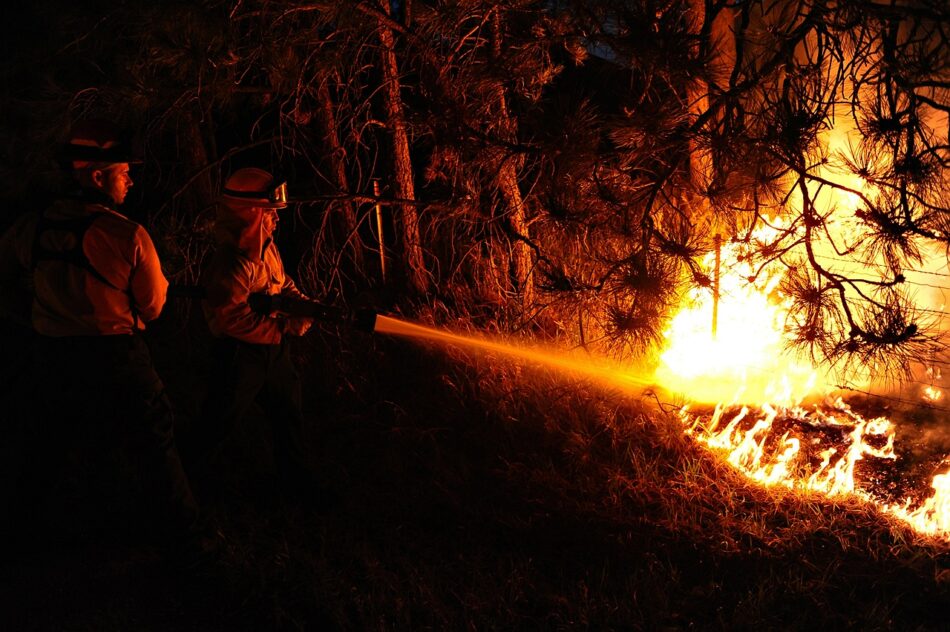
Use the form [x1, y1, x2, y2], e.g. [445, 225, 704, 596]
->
[1, 0, 948, 376]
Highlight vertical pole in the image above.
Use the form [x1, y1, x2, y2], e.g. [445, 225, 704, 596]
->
[373, 179, 388, 284]
[712, 233, 721, 339]
[578, 308, 586, 348]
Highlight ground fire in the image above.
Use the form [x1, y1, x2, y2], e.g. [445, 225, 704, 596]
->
[657, 211, 950, 538]
[367, 250, 950, 539]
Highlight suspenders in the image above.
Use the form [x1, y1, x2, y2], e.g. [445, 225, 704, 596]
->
[31, 210, 122, 290]
[31, 207, 140, 328]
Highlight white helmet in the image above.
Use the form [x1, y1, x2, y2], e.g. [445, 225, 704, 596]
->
[221, 168, 288, 209]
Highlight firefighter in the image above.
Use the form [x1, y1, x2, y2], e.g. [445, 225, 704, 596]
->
[186, 167, 324, 502]
[0, 119, 213, 564]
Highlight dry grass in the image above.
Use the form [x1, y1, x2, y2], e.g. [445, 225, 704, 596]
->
[2, 320, 950, 630]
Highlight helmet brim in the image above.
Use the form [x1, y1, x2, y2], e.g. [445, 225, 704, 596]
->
[59, 143, 143, 166]
[221, 180, 289, 208]
[221, 198, 289, 209]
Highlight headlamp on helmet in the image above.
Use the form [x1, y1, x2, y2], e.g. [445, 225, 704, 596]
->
[222, 181, 287, 205]
[221, 168, 289, 209]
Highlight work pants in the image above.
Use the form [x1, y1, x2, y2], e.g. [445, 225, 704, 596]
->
[12, 334, 199, 546]
[191, 338, 311, 485]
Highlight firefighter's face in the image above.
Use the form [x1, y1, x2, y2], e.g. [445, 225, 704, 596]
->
[262, 209, 279, 235]
[95, 163, 133, 205]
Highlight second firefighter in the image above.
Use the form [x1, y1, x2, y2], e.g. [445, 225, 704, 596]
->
[188, 167, 320, 499]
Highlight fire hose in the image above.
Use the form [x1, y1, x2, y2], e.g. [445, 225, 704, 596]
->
[167, 285, 378, 332]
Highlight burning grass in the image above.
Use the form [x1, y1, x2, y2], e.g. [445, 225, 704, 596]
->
[2, 321, 950, 630]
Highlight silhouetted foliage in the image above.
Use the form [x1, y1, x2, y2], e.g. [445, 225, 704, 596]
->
[1, 0, 948, 374]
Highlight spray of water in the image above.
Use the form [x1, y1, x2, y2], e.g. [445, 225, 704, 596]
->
[372, 314, 950, 537]
[373, 315, 652, 390]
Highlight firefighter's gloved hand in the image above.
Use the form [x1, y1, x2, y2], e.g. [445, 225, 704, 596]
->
[282, 316, 312, 336]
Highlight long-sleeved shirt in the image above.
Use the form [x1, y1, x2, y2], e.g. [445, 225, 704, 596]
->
[0, 195, 168, 336]
[202, 205, 307, 344]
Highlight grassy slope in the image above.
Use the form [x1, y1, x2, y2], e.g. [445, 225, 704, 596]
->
[3, 324, 949, 631]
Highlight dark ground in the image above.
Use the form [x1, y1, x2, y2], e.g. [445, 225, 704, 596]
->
[2, 315, 950, 631]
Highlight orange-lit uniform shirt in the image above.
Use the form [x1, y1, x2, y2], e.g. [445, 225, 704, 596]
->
[0, 197, 168, 336]
[202, 207, 307, 345]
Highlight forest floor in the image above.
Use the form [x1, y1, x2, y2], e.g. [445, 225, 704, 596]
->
[2, 316, 950, 631]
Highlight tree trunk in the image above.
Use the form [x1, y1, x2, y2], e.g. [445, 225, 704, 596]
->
[315, 76, 364, 272]
[377, 0, 428, 294]
[686, 0, 736, 195]
[180, 107, 215, 218]
[490, 9, 534, 305]
[494, 126, 534, 303]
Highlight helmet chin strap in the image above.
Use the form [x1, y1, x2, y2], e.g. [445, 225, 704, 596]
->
[259, 207, 276, 259]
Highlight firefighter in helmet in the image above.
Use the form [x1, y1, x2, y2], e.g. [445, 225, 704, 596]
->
[186, 167, 321, 500]
[0, 119, 211, 563]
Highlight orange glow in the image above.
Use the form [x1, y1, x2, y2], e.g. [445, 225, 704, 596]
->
[682, 396, 950, 537]
[653, 114, 950, 538]
[373, 314, 652, 390]
[923, 386, 943, 402]
[924, 367, 943, 402]
[890, 466, 950, 537]
[376, 309, 950, 539]
[653, 232, 947, 534]
[374, 233, 950, 540]
[655, 224, 822, 405]
[681, 400, 896, 496]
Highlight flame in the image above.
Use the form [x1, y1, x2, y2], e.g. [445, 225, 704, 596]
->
[682, 399, 896, 494]
[890, 466, 950, 536]
[680, 397, 950, 536]
[923, 366, 944, 402]
[659, 250, 950, 538]
[655, 226, 824, 405]
[653, 118, 950, 539]
[657, 252, 950, 538]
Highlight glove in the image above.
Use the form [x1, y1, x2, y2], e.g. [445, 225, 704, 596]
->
[282, 316, 313, 337]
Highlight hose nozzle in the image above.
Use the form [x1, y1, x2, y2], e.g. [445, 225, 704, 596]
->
[353, 308, 377, 333]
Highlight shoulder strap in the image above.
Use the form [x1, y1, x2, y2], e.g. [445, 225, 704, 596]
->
[31, 209, 124, 292]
